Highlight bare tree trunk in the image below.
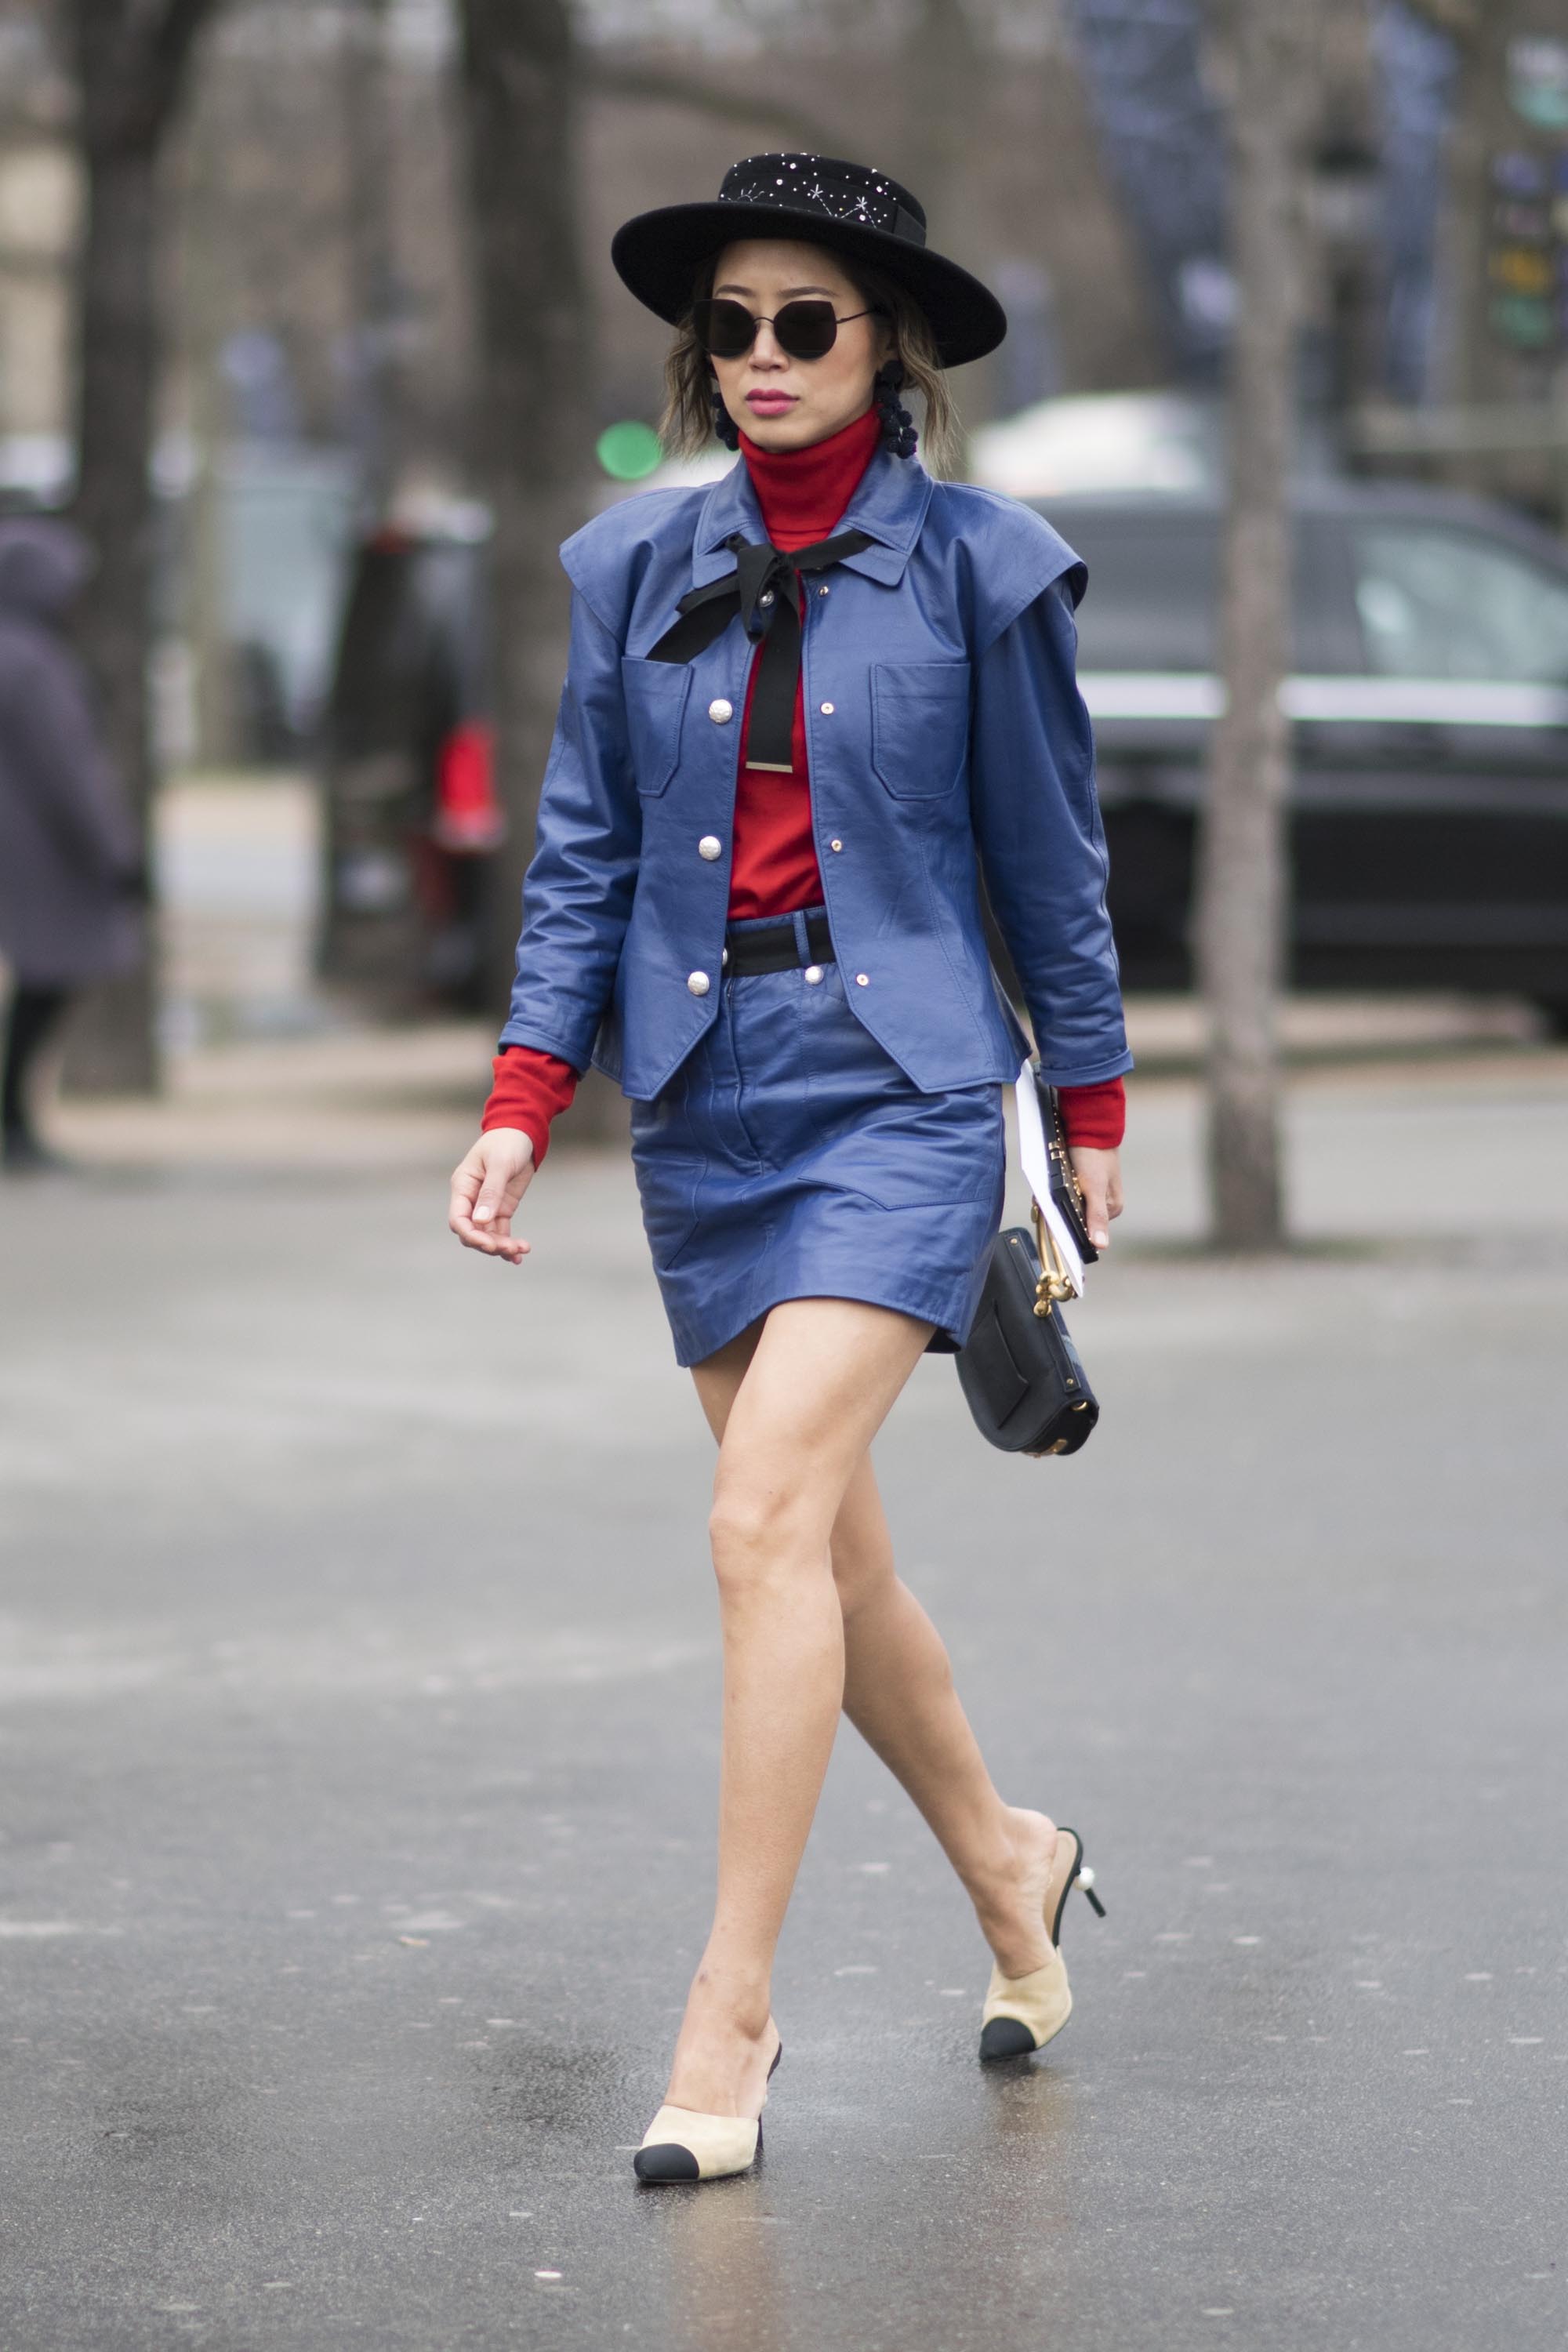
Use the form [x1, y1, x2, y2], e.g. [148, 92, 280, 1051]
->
[1428, 2, 1494, 413]
[64, 0, 221, 1094]
[1194, 0, 1314, 1251]
[67, 140, 163, 1090]
[902, 0, 984, 234]
[900, 0, 987, 441]
[340, 0, 405, 519]
[180, 74, 234, 771]
[456, 0, 592, 1006]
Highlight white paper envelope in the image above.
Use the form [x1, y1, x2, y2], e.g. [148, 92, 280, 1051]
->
[1014, 1058, 1087, 1298]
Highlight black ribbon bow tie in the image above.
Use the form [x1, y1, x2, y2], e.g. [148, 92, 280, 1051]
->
[646, 528, 873, 771]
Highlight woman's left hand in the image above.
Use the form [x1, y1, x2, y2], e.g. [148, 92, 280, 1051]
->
[1067, 1145, 1123, 1251]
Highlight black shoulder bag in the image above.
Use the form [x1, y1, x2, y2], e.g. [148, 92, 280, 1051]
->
[956, 1080, 1101, 1458]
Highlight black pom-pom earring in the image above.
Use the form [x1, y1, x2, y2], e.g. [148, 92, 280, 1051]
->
[873, 360, 919, 459]
[710, 376, 741, 451]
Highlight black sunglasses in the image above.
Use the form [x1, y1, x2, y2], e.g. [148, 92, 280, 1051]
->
[692, 297, 882, 362]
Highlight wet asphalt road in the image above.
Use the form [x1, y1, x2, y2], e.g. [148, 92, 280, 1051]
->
[2, 1063, 1566, 2351]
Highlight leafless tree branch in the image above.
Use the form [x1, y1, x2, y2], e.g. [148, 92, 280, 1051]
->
[1400, 0, 1479, 42]
[584, 56, 836, 149]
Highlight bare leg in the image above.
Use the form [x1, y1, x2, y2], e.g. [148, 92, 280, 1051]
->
[666, 1298, 935, 2119]
[830, 1457, 1058, 1977]
[694, 1341, 1058, 1987]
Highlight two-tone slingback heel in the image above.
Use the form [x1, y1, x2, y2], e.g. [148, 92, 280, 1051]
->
[633, 2038, 782, 2183]
[978, 1824, 1106, 2063]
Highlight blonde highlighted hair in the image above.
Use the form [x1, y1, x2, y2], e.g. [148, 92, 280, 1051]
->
[659, 252, 961, 477]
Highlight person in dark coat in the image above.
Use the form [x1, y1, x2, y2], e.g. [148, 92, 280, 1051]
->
[0, 518, 142, 1171]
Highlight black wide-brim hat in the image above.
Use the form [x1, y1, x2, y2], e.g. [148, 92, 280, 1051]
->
[612, 153, 1007, 370]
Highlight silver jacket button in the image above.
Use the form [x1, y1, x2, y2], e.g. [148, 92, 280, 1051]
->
[698, 835, 722, 861]
[687, 971, 710, 996]
[803, 964, 824, 985]
[855, 972, 869, 986]
[707, 697, 734, 724]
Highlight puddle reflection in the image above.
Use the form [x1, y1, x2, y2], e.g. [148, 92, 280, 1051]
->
[978, 2053, 1081, 2160]
[636, 2060, 1084, 2350]
[648, 2167, 789, 2352]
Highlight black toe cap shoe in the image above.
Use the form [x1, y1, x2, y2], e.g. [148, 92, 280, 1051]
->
[633, 2143, 702, 2183]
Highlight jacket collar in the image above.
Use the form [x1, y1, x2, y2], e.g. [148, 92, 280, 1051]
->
[690, 443, 935, 590]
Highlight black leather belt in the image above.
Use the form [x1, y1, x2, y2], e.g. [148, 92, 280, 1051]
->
[723, 909, 835, 976]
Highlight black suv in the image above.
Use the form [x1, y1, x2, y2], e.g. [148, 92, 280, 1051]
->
[318, 481, 1568, 1027]
[1045, 481, 1568, 1028]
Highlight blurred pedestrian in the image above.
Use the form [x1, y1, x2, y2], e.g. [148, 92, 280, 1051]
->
[450, 154, 1130, 2182]
[0, 518, 143, 1172]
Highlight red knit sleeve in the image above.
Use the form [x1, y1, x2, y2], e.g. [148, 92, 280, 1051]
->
[1057, 1077, 1125, 1151]
[481, 1047, 579, 1167]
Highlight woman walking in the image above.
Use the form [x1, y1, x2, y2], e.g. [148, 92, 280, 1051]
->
[449, 155, 1131, 2183]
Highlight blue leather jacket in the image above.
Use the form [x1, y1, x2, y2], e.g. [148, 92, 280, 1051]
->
[500, 444, 1132, 1098]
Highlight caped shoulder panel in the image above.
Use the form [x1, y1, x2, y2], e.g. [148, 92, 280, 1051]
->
[925, 479, 1087, 655]
[559, 488, 709, 644]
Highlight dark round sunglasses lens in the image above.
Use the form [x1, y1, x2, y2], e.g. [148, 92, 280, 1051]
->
[775, 302, 838, 358]
[695, 300, 756, 358]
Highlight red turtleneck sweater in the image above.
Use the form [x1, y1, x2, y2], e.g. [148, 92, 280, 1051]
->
[483, 408, 1125, 1162]
[720, 406, 880, 915]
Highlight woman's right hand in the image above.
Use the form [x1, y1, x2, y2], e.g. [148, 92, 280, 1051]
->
[448, 1128, 536, 1264]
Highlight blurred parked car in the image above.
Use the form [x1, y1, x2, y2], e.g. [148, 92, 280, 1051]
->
[1046, 481, 1568, 1030]
[318, 521, 502, 1011]
[321, 477, 1568, 1033]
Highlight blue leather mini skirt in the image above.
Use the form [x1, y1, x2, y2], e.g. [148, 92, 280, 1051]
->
[629, 913, 1007, 1368]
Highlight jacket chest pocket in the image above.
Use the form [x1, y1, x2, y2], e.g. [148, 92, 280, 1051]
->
[869, 661, 972, 799]
[621, 657, 692, 797]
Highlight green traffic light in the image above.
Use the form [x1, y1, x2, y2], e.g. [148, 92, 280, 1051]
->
[596, 420, 664, 481]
